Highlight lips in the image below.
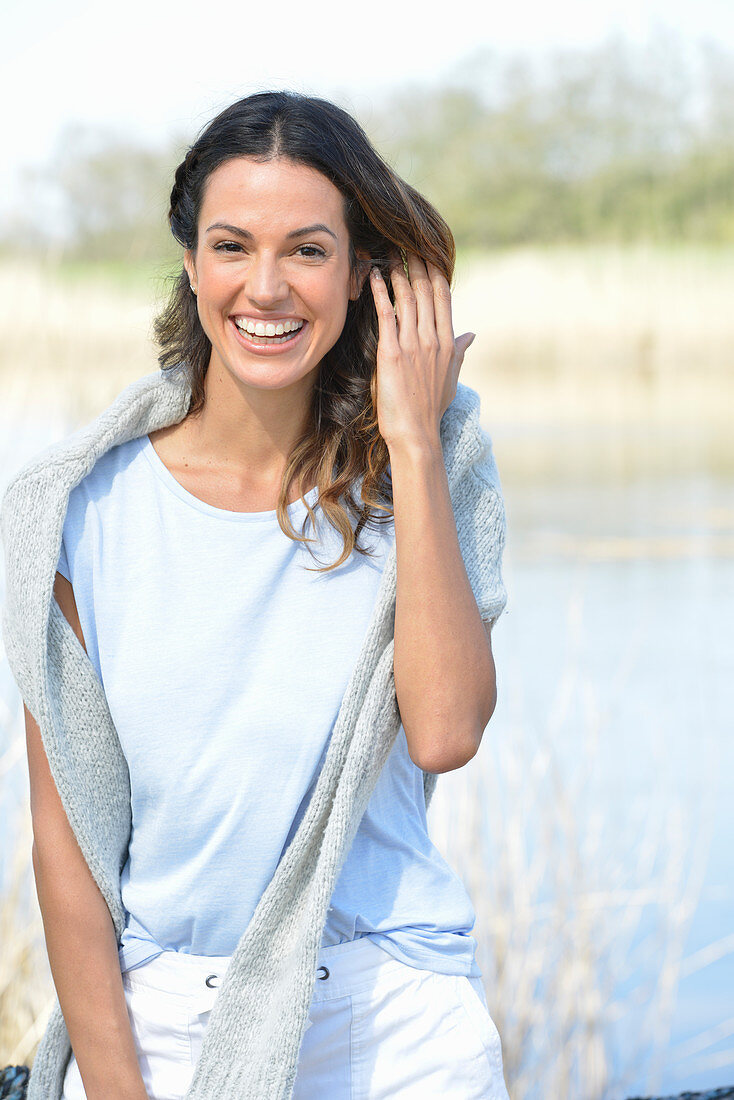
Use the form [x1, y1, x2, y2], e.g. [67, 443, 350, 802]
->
[230, 317, 308, 355]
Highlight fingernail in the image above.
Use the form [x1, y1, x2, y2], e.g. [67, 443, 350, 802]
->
[468, 333, 477, 346]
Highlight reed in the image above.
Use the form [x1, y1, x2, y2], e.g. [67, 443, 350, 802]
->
[428, 592, 723, 1098]
[2, 244, 733, 428]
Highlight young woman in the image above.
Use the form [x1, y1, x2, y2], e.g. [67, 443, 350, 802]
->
[23, 90, 510, 1098]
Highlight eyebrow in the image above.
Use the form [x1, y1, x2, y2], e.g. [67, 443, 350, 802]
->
[205, 221, 338, 242]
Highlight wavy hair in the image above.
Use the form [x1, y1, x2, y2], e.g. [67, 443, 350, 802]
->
[153, 90, 456, 571]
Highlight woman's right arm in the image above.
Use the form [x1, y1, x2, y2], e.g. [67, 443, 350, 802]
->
[24, 571, 148, 1100]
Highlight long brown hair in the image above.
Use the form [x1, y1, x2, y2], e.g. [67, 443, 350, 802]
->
[154, 90, 456, 571]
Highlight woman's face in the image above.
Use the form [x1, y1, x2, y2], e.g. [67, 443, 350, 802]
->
[184, 155, 370, 394]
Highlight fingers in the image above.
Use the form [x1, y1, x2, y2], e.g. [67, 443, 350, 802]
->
[388, 251, 437, 350]
[387, 250, 417, 342]
[426, 259, 454, 353]
[405, 252, 436, 346]
[371, 248, 456, 366]
[369, 266, 401, 358]
[454, 332, 476, 369]
[386, 250, 453, 355]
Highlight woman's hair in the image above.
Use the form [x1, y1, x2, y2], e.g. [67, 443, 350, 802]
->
[154, 90, 456, 571]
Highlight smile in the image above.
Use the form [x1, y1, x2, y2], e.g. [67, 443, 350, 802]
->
[235, 317, 304, 337]
[230, 317, 308, 353]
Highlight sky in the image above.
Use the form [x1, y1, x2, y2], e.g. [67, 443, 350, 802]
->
[2, 0, 733, 229]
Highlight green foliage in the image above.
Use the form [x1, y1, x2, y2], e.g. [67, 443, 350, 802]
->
[6, 124, 187, 267]
[3, 30, 733, 262]
[369, 32, 734, 247]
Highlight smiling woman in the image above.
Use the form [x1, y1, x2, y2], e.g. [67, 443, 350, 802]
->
[151, 91, 470, 567]
[181, 157, 364, 410]
[7, 89, 510, 1100]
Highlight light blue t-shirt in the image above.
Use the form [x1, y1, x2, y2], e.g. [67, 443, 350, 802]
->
[56, 432, 481, 978]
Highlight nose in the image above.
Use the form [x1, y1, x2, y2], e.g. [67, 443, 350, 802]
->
[244, 253, 291, 309]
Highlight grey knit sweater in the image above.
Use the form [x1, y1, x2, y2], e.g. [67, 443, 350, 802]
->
[0, 363, 508, 1099]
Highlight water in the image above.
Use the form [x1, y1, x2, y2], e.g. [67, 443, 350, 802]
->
[490, 442, 734, 1097]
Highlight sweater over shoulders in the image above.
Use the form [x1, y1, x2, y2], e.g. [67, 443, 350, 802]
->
[0, 363, 508, 1099]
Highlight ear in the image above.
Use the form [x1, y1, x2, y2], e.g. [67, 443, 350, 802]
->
[349, 250, 372, 301]
[183, 248, 197, 290]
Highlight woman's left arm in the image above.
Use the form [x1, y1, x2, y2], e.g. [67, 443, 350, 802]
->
[369, 252, 497, 775]
[389, 435, 497, 774]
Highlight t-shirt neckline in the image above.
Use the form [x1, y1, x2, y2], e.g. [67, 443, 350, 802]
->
[139, 434, 319, 523]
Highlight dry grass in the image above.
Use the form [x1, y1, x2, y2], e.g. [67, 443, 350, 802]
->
[428, 587, 722, 1099]
[0, 258, 165, 424]
[1, 243, 733, 429]
[452, 243, 734, 434]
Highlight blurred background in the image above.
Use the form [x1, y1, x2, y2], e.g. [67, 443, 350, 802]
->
[1, 1, 733, 1097]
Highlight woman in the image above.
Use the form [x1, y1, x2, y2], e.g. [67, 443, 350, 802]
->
[11, 90, 510, 1098]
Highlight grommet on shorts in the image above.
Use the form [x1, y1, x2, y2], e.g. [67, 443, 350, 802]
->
[316, 965, 330, 980]
[205, 973, 220, 988]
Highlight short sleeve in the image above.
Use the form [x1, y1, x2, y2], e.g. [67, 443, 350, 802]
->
[55, 492, 79, 583]
[56, 532, 71, 582]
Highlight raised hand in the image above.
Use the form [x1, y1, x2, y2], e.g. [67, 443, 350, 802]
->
[369, 249, 476, 450]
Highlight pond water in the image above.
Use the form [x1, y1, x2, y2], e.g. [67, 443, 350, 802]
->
[483, 420, 734, 1098]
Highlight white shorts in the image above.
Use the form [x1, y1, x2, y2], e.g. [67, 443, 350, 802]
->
[62, 935, 510, 1099]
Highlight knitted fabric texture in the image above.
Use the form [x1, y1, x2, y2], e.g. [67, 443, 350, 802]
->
[0, 363, 508, 1099]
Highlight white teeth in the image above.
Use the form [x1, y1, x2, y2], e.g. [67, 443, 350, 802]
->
[235, 318, 304, 336]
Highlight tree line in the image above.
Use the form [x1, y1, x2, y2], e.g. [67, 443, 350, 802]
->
[4, 28, 733, 262]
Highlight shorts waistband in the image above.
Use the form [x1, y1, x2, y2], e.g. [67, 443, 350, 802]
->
[122, 936, 409, 1015]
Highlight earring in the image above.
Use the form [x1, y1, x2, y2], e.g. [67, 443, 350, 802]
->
[190, 283, 197, 295]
